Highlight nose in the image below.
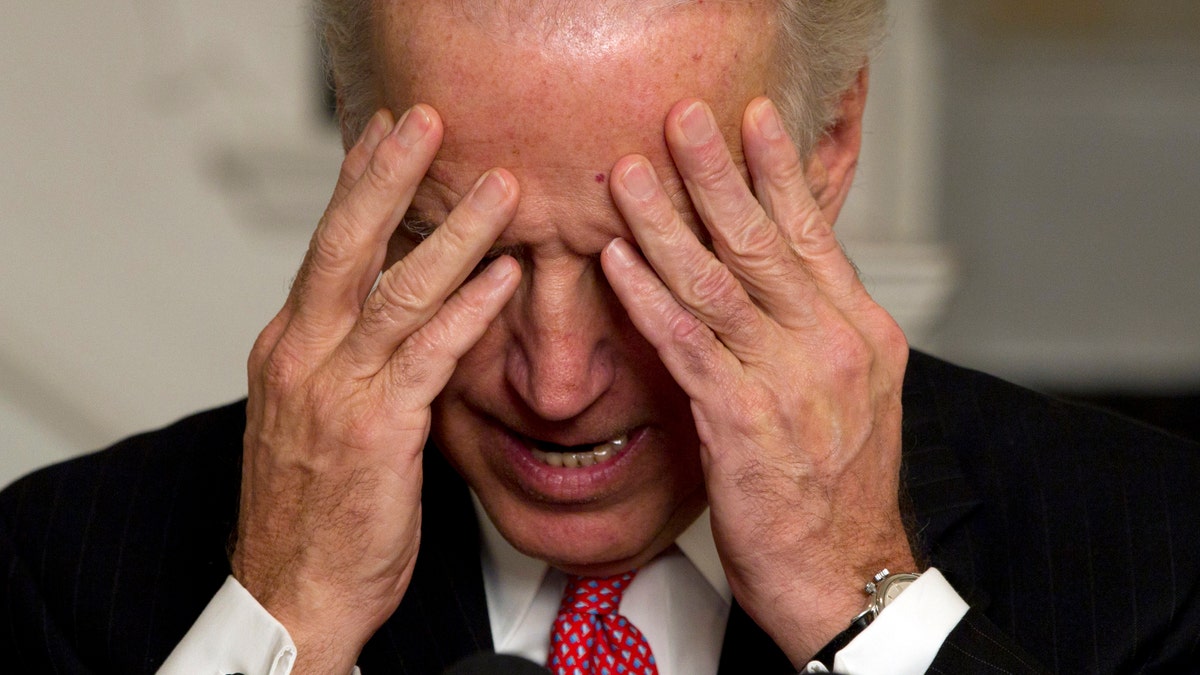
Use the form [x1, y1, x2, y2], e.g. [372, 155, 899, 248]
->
[505, 258, 617, 421]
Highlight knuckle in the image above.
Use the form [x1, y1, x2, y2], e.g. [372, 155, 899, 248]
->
[356, 297, 400, 340]
[796, 218, 839, 256]
[871, 313, 910, 376]
[363, 137, 404, 190]
[248, 314, 288, 372]
[306, 219, 359, 279]
[685, 263, 759, 338]
[728, 387, 782, 437]
[433, 213, 475, 253]
[668, 320, 721, 379]
[728, 217, 785, 267]
[340, 138, 372, 176]
[694, 143, 741, 187]
[881, 319, 909, 363]
[356, 272, 430, 341]
[686, 261, 739, 306]
[373, 268, 429, 317]
[260, 344, 308, 396]
[772, 151, 807, 186]
[667, 308, 708, 347]
[387, 345, 433, 391]
[823, 324, 873, 386]
[333, 158, 362, 201]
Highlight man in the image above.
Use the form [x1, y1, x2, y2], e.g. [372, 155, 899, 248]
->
[3, 1, 1199, 673]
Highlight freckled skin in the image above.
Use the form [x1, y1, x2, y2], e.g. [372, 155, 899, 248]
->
[371, 0, 778, 574]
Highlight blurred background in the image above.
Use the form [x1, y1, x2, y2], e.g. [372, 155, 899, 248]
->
[3, 0, 1198, 487]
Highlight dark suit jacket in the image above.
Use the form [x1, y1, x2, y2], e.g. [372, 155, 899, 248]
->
[3, 351, 1199, 673]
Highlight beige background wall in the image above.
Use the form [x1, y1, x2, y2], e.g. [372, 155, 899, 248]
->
[932, 2, 1200, 388]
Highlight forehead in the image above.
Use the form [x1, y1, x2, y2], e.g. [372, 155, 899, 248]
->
[376, 1, 774, 147]
[372, 0, 776, 241]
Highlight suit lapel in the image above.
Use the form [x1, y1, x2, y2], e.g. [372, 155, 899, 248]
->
[901, 351, 987, 605]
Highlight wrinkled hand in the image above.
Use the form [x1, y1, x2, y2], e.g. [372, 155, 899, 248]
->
[233, 106, 520, 673]
[601, 96, 914, 665]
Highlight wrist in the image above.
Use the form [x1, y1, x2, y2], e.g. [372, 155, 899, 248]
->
[231, 568, 375, 674]
[760, 545, 920, 667]
[267, 597, 370, 675]
[809, 568, 923, 669]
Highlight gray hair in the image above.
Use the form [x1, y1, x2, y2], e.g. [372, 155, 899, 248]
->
[315, 0, 886, 155]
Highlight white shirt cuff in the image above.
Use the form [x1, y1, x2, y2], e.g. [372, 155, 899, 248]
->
[157, 576, 365, 675]
[158, 576, 297, 674]
[802, 567, 969, 675]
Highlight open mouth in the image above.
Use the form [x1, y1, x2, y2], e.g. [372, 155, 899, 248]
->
[526, 433, 630, 468]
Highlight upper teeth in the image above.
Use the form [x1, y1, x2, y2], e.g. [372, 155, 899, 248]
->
[530, 434, 628, 468]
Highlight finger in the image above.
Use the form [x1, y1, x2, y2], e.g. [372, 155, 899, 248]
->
[338, 169, 519, 372]
[379, 255, 521, 405]
[664, 99, 818, 320]
[290, 105, 442, 342]
[609, 154, 774, 356]
[742, 98, 865, 304]
[600, 237, 741, 400]
[740, 98, 820, 244]
[329, 109, 394, 211]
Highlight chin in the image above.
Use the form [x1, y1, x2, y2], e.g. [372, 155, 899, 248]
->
[481, 483, 708, 575]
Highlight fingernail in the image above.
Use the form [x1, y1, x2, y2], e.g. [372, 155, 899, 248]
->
[754, 99, 785, 141]
[361, 109, 391, 150]
[483, 257, 515, 282]
[605, 238, 637, 268]
[394, 105, 431, 146]
[471, 170, 510, 210]
[620, 161, 658, 201]
[679, 101, 715, 145]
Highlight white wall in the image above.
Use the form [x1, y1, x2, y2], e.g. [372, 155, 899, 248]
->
[932, 13, 1200, 391]
[1, 0, 337, 485]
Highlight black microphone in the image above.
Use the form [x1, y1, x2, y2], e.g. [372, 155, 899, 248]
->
[441, 652, 553, 675]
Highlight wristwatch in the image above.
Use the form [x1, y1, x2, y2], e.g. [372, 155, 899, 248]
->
[810, 568, 921, 669]
[855, 568, 922, 626]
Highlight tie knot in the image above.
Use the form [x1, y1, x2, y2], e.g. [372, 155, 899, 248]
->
[560, 571, 637, 616]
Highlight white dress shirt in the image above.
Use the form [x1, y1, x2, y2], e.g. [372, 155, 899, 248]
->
[160, 503, 968, 674]
[478, 499, 733, 674]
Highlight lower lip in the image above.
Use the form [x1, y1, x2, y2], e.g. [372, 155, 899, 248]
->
[499, 427, 647, 502]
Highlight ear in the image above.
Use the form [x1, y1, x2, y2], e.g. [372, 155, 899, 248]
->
[804, 67, 868, 226]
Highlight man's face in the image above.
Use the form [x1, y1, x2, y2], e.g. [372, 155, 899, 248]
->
[374, 0, 777, 574]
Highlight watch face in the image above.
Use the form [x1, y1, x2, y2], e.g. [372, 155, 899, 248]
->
[878, 573, 920, 608]
[882, 578, 914, 604]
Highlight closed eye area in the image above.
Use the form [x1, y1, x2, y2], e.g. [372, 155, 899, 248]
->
[398, 211, 524, 279]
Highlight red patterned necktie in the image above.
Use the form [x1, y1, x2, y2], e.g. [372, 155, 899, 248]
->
[547, 571, 659, 675]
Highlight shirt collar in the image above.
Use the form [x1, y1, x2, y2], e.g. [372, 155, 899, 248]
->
[673, 508, 732, 604]
[472, 493, 731, 644]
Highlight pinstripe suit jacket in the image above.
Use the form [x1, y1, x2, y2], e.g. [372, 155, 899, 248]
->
[3, 351, 1200, 673]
